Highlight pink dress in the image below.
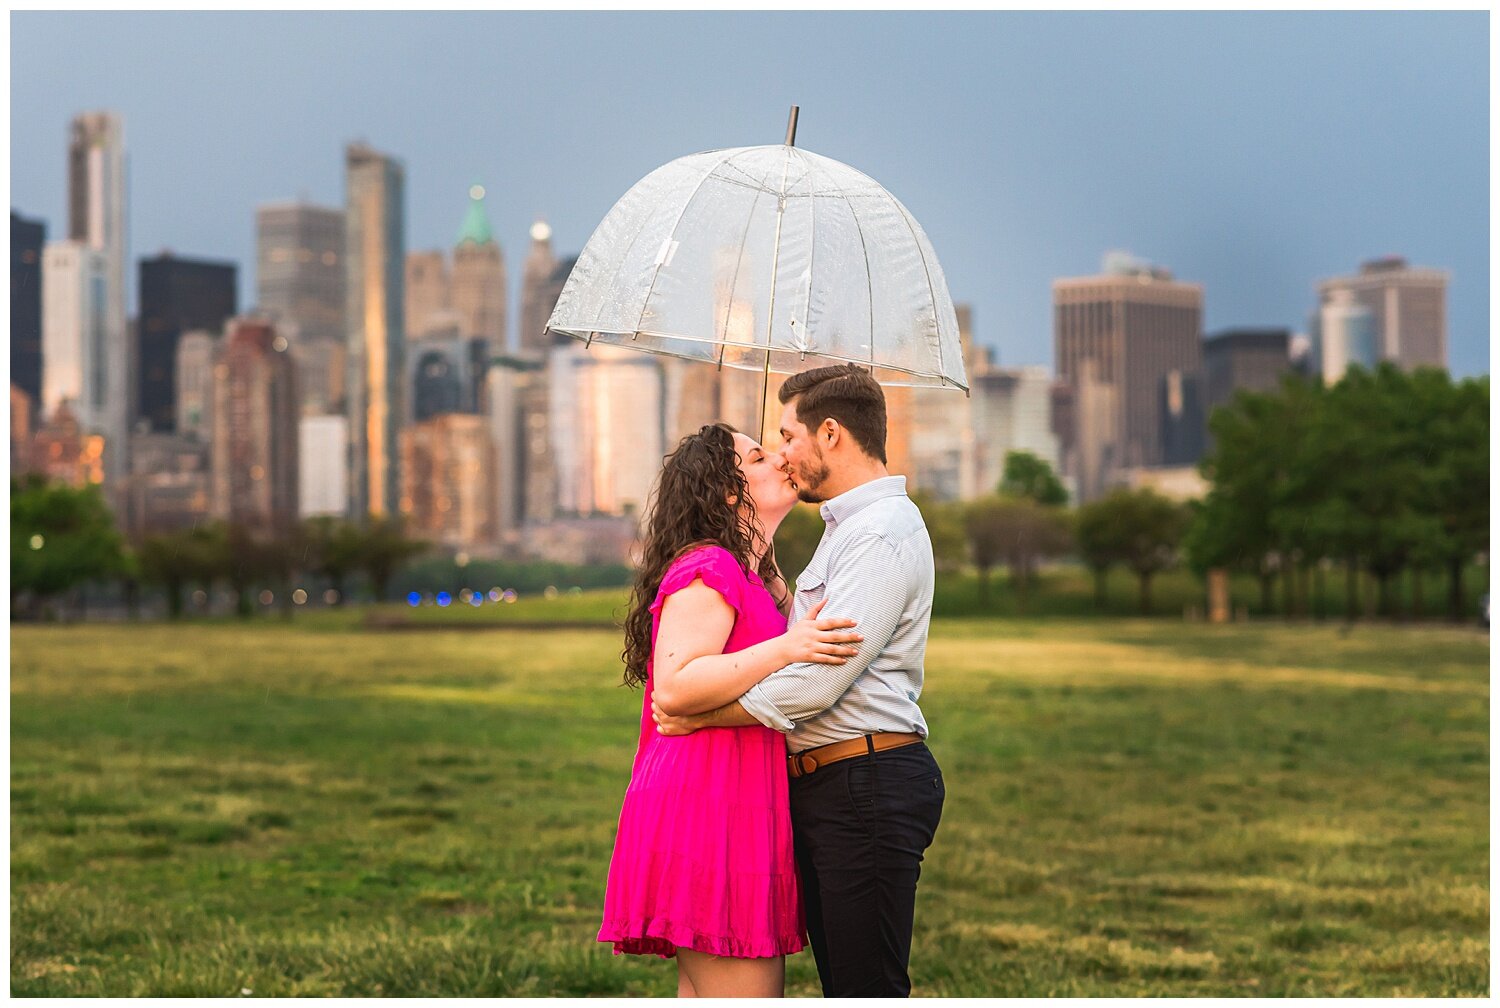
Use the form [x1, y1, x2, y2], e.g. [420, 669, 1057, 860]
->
[598, 544, 806, 959]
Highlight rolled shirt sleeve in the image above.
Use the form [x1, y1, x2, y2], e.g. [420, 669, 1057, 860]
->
[739, 531, 909, 730]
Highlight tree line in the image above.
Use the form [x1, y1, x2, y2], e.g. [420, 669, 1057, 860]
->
[11, 475, 426, 620]
[1186, 363, 1487, 621]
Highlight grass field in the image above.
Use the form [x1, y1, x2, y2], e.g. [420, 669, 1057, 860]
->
[10, 617, 1489, 996]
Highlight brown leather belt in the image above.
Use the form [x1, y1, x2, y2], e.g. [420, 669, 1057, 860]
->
[787, 732, 924, 778]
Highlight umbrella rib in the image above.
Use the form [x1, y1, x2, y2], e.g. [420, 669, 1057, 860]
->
[889, 196, 948, 381]
[837, 180, 877, 378]
[798, 149, 819, 356]
[632, 149, 742, 342]
[716, 155, 775, 370]
[759, 146, 795, 440]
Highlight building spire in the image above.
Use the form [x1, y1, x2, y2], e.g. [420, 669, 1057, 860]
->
[457, 184, 493, 246]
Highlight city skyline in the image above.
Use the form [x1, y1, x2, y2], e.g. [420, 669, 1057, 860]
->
[10, 11, 1488, 379]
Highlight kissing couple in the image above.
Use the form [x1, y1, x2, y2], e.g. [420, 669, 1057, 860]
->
[599, 364, 946, 997]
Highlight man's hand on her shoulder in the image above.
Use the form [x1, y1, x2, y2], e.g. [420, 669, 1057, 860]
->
[651, 698, 703, 736]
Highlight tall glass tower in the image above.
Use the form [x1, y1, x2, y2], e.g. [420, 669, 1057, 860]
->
[66, 111, 127, 482]
[343, 143, 405, 520]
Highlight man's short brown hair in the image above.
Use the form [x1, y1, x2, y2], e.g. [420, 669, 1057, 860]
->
[778, 364, 887, 464]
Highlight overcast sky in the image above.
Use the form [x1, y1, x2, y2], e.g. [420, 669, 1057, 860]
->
[11, 11, 1489, 377]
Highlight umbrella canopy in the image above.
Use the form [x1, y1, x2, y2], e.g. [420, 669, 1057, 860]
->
[545, 143, 967, 392]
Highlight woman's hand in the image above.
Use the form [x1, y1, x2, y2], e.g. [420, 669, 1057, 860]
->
[780, 598, 862, 666]
[652, 699, 702, 736]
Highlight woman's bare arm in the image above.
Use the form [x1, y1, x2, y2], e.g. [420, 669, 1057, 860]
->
[650, 580, 859, 716]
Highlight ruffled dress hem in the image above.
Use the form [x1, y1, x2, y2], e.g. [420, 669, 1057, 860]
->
[598, 918, 806, 960]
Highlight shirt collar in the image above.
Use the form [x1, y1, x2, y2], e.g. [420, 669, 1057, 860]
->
[818, 475, 908, 530]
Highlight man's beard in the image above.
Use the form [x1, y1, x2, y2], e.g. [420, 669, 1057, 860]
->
[794, 449, 832, 503]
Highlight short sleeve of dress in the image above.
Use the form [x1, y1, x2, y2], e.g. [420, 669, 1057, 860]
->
[648, 545, 747, 619]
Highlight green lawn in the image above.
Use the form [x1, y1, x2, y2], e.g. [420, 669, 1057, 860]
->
[10, 618, 1489, 995]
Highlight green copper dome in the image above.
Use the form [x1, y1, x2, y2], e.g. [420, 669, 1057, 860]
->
[457, 184, 493, 246]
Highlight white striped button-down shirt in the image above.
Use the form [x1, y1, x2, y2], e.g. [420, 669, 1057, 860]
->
[739, 475, 934, 752]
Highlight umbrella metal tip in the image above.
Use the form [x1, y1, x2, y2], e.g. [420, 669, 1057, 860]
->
[785, 106, 800, 147]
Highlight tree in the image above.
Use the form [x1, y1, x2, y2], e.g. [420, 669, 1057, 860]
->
[137, 532, 195, 619]
[180, 523, 227, 614]
[1075, 496, 1121, 608]
[963, 497, 1007, 607]
[304, 516, 364, 606]
[357, 516, 428, 603]
[911, 491, 967, 575]
[1192, 376, 1321, 616]
[999, 451, 1069, 507]
[223, 523, 268, 618]
[10, 475, 126, 619]
[964, 495, 1072, 613]
[1095, 488, 1190, 615]
[1322, 366, 1443, 618]
[1411, 371, 1488, 620]
[261, 524, 306, 621]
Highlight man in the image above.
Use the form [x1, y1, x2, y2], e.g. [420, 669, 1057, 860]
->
[653, 364, 944, 997]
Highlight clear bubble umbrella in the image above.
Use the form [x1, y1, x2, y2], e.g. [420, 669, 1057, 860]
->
[545, 109, 968, 410]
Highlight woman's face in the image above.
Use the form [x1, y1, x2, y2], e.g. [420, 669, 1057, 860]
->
[731, 431, 798, 526]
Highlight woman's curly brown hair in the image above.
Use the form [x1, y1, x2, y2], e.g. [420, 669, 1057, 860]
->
[620, 423, 787, 689]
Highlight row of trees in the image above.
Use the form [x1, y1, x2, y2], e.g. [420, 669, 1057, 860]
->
[11, 474, 427, 620]
[775, 452, 1193, 615]
[1186, 363, 1487, 620]
[949, 463, 1190, 615]
[134, 516, 427, 618]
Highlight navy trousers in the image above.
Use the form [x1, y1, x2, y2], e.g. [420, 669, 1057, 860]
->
[789, 740, 945, 997]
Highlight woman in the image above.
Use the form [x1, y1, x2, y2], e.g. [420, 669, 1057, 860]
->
[598, 423, 863, 997]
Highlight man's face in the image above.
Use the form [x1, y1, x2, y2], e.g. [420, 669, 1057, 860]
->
[777, 399, 832, 503]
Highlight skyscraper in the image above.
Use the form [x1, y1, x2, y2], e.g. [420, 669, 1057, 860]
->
[11, 212, 46, 410]
[1318, 289, 1379, 384]
[451, 186, 506, 344]
[905, 304, 981, 500]
[344, 143, 405, 520]
[517, 220, 558, 357]
[211, 318, 299, 530]
[1053, 253, 1203, 501]
[404, 249, 449, 339]
[1158, 368, 1205, 466]
[485, 354, 543, 540]
[1317, 256, 1448, 372]
[550, 343, 665, 517]
[41, 240, 108, 432]
[399, 412, 498, 549]
[256, 202, 345, 341]
[450, 185, 505, 412]
[175, 330, 216, 441]
[67, 112, 128, 483]
[299, 414, 348, 519]
[516, 248, 576, 525]
[11, 386, 33, 476]
[970, 363, 1064, 498]
[255, 201, 346, 415]
[403, 187, 507, 420]
[137, 253, 236, 432]
[1202, 328, 1291, 416]
[121, 430, 212, 540]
